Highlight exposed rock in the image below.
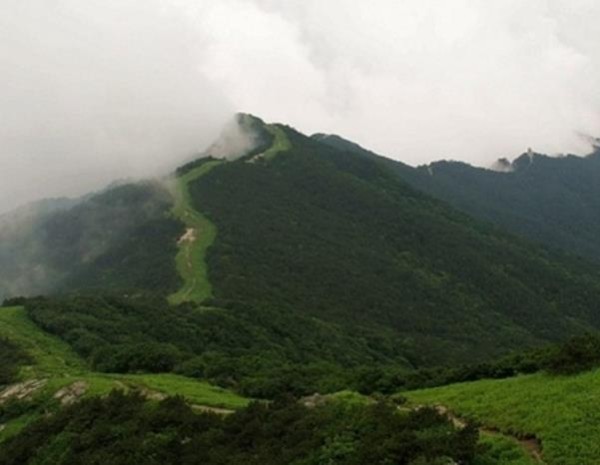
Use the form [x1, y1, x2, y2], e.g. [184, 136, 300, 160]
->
[0, 379, 47, 403]
[53, 381, 88, 405]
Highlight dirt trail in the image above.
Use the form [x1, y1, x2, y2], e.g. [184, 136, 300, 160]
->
[116, 382, 234, 416]
[433, 405, 544, 464]
[178, 227, 196, 245]
[54, 381, 88, 406]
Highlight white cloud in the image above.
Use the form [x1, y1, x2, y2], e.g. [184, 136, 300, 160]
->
[0, 0, 232, 212]
[2, 0, 600, 211]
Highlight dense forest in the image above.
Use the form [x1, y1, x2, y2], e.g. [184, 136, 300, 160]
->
[4, 118, 600, 465]
[0, 390, 479, 465]
[22, 293, 600, 398]
[317, 134, 600, 262]
[25, 294, 409, 397]
[19, 121, 600, 398]
[190, 125, 600, 366]
[0, 182, 183, 299]
[0, 336, 31, 386]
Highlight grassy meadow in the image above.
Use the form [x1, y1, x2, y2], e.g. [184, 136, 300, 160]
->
[406, 369, 600, 464]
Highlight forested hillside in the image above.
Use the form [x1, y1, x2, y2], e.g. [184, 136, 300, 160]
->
[317, 134, 600, 262]
[191, 125, 600, 367]
[5, 118, 600, 384]
[0, 182, 183, 299]
[4, 117, 600, 464]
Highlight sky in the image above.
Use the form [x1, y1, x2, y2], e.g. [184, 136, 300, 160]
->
[2, 0, 600, 212]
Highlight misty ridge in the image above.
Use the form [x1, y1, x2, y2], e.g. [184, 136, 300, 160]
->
[5, 3, 600, 464]
[4, 1, 600, 215]
[0, 113, 265, 300]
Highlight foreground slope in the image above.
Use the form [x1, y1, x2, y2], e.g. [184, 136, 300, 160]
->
[406, 368, 600, 465]
[0, 306, 248, 441]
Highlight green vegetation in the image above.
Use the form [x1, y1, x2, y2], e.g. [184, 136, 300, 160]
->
[0, 182, 183, 299]
[0, 338, 31, 386]
[169, 160, 222, 304]
[0, 391, 479, 465]
[406, 368, 600, 464]
[257, 124, 292, 161]
[474, 435, 538, 465]
[19, 122, 600, 400]
[0, 306, 85, 378]
[168, 118, 289, 305]
[191, 125, 600, 367]
[6, 117, 600, 464]
[122, 373, 248, 409]
[0, 306, 247, 441]
[320, 134, 600, 263]
[25, 294, 409, 398]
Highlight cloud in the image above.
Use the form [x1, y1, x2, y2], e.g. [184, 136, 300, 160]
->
[0, 0, 232, 213]
[2, 1, 600, 212]
[190, 0, 600, 164]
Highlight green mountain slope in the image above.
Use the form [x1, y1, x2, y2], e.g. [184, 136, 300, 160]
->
[6, 116, 600, 387]
[0, 305, 248, 441]
[0, 182, 183, 299]
[406, 367, 600, 465]
[190, 124, 600, 367]
[317, 134, 600, 262]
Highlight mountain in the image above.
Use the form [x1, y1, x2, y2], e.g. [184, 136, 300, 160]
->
[5, 115, 600, 384]
[317, 134, 600, 262]
[5, 116, 600, 464]
[0, 181, 183, 299]
[5, 117, 600, 367]
[187, 123, 600, 367]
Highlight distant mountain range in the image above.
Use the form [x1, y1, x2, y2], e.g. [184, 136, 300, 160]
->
[317, 133, 600, 262]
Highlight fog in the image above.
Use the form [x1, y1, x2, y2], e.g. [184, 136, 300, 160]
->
[0, 0, 232, 213]
[3, 0, 600, 212]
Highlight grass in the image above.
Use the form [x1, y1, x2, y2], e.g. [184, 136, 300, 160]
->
[168, 160, 222, 305]
[327, 390, 373, 406]
[0, 307, 248, 441]
[168, 126, 290, 305]
[406, 369, 600, 465]
[121, 373, 249, 409]
[0, 306, 85, 378]
[261, 125, 292, 160]
[474, 434, 539, 465]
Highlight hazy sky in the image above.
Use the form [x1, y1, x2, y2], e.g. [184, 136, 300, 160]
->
[2, 0, 600, 212]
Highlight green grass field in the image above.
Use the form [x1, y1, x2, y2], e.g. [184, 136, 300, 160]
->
[474, 435, 538, 465]
[406, 369, 600, 465]
[0, 307, 248, 441]
[0, 306, 86, 378]
[168, 160, 222, 305]
[261, 125, 292, 160]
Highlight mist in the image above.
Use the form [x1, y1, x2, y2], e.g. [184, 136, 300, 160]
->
[4, 1, 600, 213]
[0, 0, 233, 214]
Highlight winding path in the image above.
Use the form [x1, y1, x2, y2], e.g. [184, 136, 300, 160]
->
[168, 160, 222, 305]
[434, 405, 544, 464]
